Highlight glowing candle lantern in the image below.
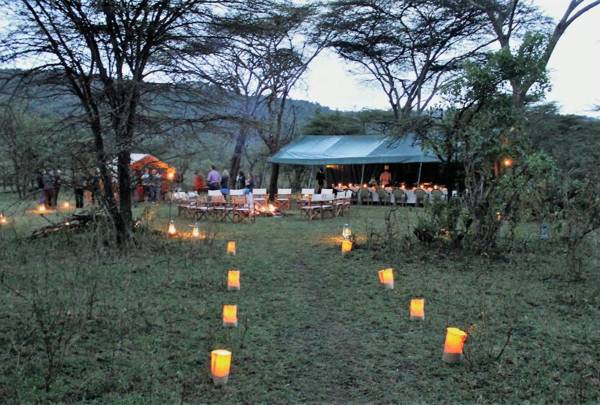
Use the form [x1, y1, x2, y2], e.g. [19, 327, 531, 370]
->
[227, 270, 240, 291]
[442, 327, 468, 363]
[210, 349, 232, 385]
[62, 201, 71, 209]
[378, 268, 394, 289]
[342, 224, 352, 240]
[341, 240, 353, 255]
[0, 213, 7, 225]
[167, 220, 177, 236]
[503, 158, 513, 168]
[192, 223, 200, 238]
[409, 298, 425, 320]
[226, 240, 236, 256]
[222, 304, 238, 327]
[38, 205, 47, 214]
[167, 171, 175, 180]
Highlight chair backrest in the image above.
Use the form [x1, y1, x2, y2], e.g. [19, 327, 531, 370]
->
[229, 189, 245, 196]
[335, 192, 345, 200]
[345, 190, 353, 199]
[301, 188, 314, 195]
[322, 194, 334, 202]
[393, 189, 405, 200]
[415, 188, 427, 199]
[231, 195, 247, 206]
[431, 189, 444, 199]
[378, 189, 389, 199]
[321, 188, 333, 195]
[311, 193, 324, 202]
[210, 194, 226, 204]
[187, 191, 198, 198]
[278, 188, 292, 195]
[208, 190, 222, 197]
[253, 188, 267, 196]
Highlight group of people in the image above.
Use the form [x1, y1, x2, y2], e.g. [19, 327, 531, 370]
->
[134, 169, 172, 202]
[36, 169, 62, 208]
[193, 166, 255, 195]
[316, 165, 394, 191]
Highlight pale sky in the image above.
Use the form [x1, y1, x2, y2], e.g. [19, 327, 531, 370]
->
[291, 0, 600, 117]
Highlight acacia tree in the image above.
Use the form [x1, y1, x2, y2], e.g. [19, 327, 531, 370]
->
[322, 0, 493, 122]
[180, 1, 327, 196]
[469, 0, 600, 109]
[0, 0, 223, 244]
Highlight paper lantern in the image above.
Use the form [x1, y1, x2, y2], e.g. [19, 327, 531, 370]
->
[442, 327, 468, 363]
[210, 349, 232, 385]
[378, 268, 394, 289]
[227, 270, 240, 291]
[222, 304, 238, 327]
[342, 224, 352, 240]
[62, 201, 71, 209]
[341, 240, 352, 255]
[226, 240, 236, 256]
[0, 214, 7, 225]
[192, 223, 200, 238]
[503, 158, 513, 168]
[167, 220, 177, 236]
[38, 204, 47, 214]
[410, 298, 425, 320]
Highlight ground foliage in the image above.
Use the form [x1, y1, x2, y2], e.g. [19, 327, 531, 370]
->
[0, 200, 599, 403]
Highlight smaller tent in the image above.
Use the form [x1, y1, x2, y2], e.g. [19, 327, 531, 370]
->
[130, 153, 176, 174]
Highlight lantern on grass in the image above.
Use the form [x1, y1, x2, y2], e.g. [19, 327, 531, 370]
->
[342, 224, 352, 240]
[0, 213, 7, 225]
[192, 222, 200, 238]
[226, 240, 236, 256]
[442, 327, 468, 363]
[222, 304, 238, 327]
[341, 240, 353, 255]
[409, 298, 425, 320]
[503, 158, 513, 168]
[62, 201, 71, 209]
[227, 270, 240, 291]
[210, 349, 232, 385]
[167, 220, 177, 236]
[378, 268, 394, 289]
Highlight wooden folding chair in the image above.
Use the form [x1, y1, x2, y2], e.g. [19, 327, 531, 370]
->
[275, 188, 292, 210]
[300, 193, 322, 220]
[231, 195, 255, 223]
[209, 191, 232, 221]
[252, 188, 268, 211]
[320, 194, 335, 219]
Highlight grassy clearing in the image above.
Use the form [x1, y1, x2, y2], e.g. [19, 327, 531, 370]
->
[0, 194, 599, 403]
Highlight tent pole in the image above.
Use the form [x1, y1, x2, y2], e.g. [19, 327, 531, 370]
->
[360, 164, 365, 186]
[416, 161, 423, 187]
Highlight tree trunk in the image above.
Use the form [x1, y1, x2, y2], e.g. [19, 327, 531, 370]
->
[229, 127, 248, 188]
[268, 162, 280, 201]
[117, 149, 133, 241]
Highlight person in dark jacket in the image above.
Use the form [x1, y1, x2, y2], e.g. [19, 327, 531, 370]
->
[73, 172, 85, 208]
[237, 171, 246, 190]
[316, 167, 325, 193]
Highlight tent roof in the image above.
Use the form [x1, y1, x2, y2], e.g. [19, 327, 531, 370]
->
[269, 134, 440, 165]
[129, 153, 175, 172]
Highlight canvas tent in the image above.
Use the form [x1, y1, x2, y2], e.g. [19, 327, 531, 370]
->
[269, 134, 445, 186]
[129, 153, 176, 175]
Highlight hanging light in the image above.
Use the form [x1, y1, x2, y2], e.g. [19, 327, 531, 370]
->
[442, 327, 468, 363]
[227, 270, 240, 291]
[167, 220, 177, 236]
[377, 268, 394, 289]
[210, 349, 232, 385]
[222, 305, 238, 327]
[342, 224, 352, 240]
[409, 298, 425, 320]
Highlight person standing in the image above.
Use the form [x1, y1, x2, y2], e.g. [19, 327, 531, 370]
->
[42, 169, 55, 208]
[52, 169, 62, 207]
[316, 167, 325, 193]
[193, 170, 205, 193]
[151, 169, 161, 201]
[73, 171, 85, 208]
[237, 171, 246, 190]
[207, 165, 221, 191]
[221, 170, 230, 196]
[379, 165, 392, 187]
[141, 169, 151, 201]
[36, 170, 45, 205]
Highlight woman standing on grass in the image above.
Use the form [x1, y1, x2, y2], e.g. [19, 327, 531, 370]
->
[221, 169, 230, 196]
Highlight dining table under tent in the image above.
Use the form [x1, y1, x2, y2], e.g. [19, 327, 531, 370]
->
[269, 134, 447, 189]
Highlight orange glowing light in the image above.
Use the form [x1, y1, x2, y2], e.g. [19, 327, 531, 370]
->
[222, 304, 238, 327]
[62, 201, 71, 209]
[167, 220, 177, 236]
[210, 349, 232, 385]
[227, 270, 240, 290]
[443, 327, 468, 363]
[37, 205, 47, 214]
[341, 240, 353, 255]
[167, 171, 175, 180]
[226, 240, 236, 256]
[0, 215, 7, 225]
[410, 298, 425, 320]
[378, 268, 394, 289]
[503, 158, 513, 167]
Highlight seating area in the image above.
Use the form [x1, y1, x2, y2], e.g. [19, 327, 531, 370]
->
[173, 188, 354, 222]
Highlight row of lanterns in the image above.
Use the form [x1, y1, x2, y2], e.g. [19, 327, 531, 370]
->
[210, 241, 239, 386]
[344, 224, 468, 363]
